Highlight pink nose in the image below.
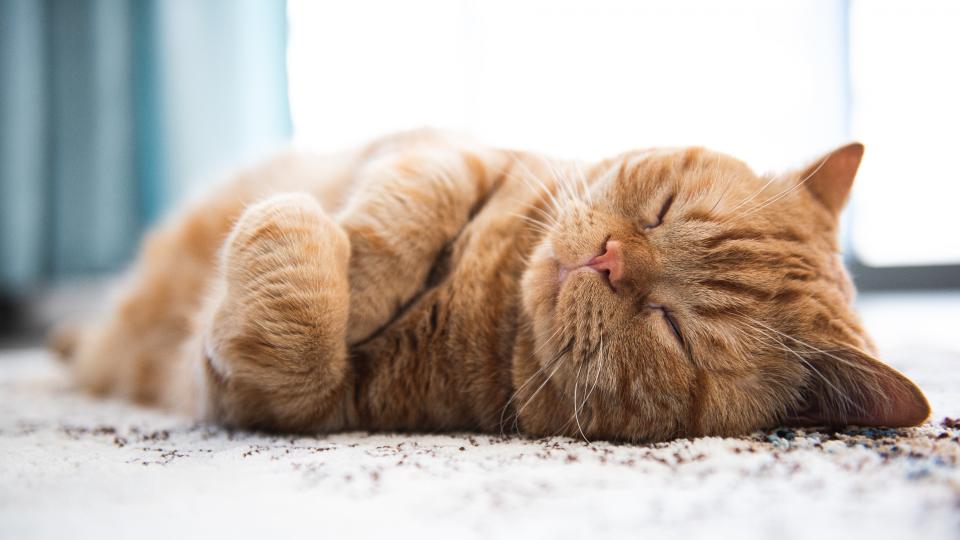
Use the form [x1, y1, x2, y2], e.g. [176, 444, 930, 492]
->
[586, 240, 624, 286]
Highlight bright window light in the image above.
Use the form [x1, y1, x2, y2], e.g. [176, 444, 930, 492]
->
[849, 0, 960, 267]
[287, 0, 960, 268]
[287, 0, 848, 170]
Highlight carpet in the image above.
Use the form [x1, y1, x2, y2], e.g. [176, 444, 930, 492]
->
[1, 344, 958, 540]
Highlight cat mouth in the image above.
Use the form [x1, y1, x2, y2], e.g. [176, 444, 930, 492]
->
[557, 262, 616, 292]
[554, 238, 619, 292]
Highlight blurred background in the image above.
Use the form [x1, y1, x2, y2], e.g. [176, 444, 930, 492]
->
[1, 0, 958, 345]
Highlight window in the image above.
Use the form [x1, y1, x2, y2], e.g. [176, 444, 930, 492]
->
[287, 0, 960, 286]
[849, 0, 960, 268]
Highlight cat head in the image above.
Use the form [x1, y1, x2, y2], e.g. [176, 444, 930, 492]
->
[515, 144, 929, 441]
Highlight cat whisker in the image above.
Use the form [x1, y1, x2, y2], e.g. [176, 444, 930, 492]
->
[735, 179, 807, 221]
[754, 334, 855, 411]
[734, 317, 869, 416]
[573, 334, 605, 444]
[706, 177, 736, 216]
[511, 338, 574, 435]
[573, 160, 593, 205]
[508, 198, 562, 228]
[497, 326, 566, 436]
[510, 153, 565, 215]
[740, 315, 877, 374]
[725, 154, 832, 224]
[722, 174, 778, 219]
[560, 165, 585, 207]
[543, 157, 584, 210]
[580, 335, 605, 415]
[572, 357, 588, 442]
[542, 158, 574, 205]
[508, 161, 554, 209]
[508, 213, 554, 235]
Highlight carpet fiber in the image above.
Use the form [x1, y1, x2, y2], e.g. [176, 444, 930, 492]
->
[2, 342, 959, 539]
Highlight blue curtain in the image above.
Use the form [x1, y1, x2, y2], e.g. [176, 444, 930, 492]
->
[0, 0, 291, 296]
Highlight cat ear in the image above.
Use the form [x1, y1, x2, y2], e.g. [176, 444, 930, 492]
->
[797, 142, 864, 216]
[785, 346, 930, 428]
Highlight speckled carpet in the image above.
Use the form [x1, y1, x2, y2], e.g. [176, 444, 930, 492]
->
[1, 341, 958, 540]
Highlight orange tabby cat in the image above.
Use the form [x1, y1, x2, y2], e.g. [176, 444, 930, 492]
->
[52, 129, 930, 441]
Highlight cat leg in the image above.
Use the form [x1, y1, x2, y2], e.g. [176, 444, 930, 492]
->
[199, 193, 352, 431]
[59, 194, 241, 405]
[339, 146, 510, 343]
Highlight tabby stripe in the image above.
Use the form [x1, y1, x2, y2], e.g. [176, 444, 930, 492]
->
[699, 278, 773, 301]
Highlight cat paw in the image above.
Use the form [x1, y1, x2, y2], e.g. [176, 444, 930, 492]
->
[199, 192, 352, 430]
[223, 193, 349, 282]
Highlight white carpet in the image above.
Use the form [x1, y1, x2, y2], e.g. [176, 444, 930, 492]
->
[1, 294, 959, 540]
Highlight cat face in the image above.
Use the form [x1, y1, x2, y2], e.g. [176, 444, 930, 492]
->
[517, 144, 929, 441]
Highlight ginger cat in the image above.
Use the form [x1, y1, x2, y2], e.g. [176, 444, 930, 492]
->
[52, 129, 930, 442]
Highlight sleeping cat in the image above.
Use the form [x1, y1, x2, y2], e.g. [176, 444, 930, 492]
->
[52, 129, 930, 442]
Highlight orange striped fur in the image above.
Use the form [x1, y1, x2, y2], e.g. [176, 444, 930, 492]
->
[53, 130, 929, 441]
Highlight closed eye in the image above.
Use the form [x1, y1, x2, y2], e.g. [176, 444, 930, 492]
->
[649, 303, 685, 346]
[645, 195, 675, 230]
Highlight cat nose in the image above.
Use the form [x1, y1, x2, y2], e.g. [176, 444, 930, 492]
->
[586, 239, 623, 287]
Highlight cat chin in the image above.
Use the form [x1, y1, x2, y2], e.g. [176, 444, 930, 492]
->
[523, 252, 623, 334]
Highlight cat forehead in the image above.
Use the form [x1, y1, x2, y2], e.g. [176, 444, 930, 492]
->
[610, 147, 756, 188]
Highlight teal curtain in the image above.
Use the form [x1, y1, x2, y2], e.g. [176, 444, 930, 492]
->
[0, 0, 291, 296]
